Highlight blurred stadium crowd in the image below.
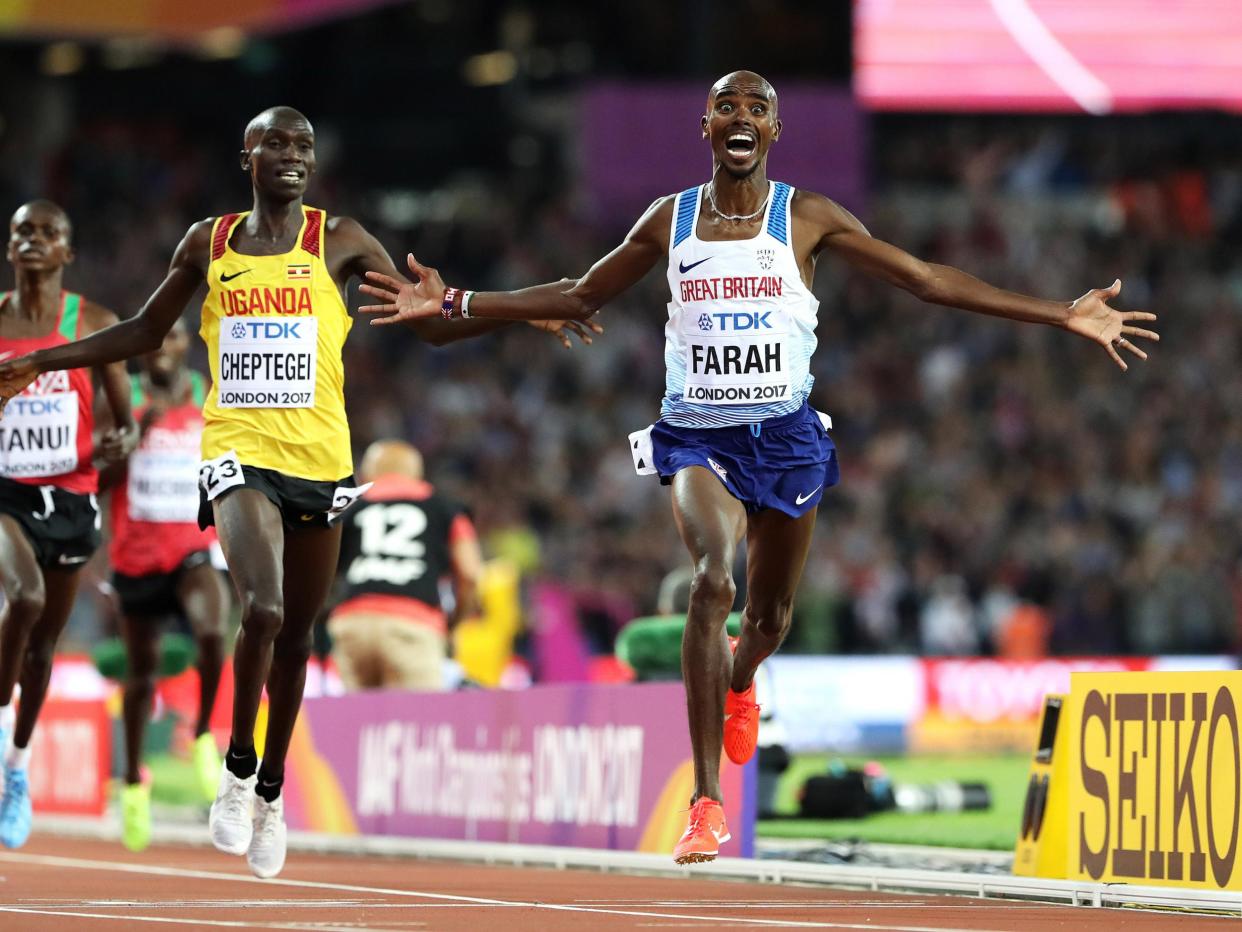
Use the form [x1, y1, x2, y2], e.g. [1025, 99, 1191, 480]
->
[3, 58, 1241, 663]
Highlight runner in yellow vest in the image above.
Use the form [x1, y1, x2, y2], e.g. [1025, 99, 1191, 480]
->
[0, 107, 598, 877]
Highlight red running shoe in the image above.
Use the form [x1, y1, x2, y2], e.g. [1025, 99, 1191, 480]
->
[724, 636, 760, 765]
[673, 797, 731, 864]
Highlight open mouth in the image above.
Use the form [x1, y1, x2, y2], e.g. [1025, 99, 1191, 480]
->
[725, 133, 757, 158]
[277, 171, 304, 183]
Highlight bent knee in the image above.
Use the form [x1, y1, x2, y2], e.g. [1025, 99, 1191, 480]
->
[239, 592, 284, 642]
[22, 637, 57, 674]
[3, 579, 46, 625]
[746, 595, 796, 637]
[126, 648, 161, 680]
[273, 629, 313, 666]
[688, 563, 736, 615]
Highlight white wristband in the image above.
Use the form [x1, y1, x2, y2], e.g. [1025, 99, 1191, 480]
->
[461, 291, 475, 318]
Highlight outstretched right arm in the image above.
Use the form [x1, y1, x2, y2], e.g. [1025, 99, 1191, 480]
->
[0, 221, 211, 408]
[359, 196, 674, 326]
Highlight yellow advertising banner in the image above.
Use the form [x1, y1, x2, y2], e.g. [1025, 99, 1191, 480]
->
[1013, 695, 1070, 878]
[1068, 671, 1242, 890]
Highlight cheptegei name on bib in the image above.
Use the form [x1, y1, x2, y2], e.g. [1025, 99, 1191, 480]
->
[681, 306, 791, 405]
[217, 316, 318, 409]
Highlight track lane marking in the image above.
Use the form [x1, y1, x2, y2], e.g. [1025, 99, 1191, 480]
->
[0, 851, 1011, 931]
[0, 906, 422, 931]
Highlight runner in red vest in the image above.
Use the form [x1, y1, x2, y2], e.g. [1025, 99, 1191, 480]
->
[0, 200, 137, 848]
[102, 318, 228, 851]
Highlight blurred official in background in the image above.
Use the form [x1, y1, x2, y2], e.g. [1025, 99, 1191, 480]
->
[329, 440, 482, 691]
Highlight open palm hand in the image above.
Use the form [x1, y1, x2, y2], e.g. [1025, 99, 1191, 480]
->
[1064, 279, 1158, 371]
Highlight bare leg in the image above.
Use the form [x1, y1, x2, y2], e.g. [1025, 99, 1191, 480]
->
[120, 613, 161, 784]
[669, 467, 746, 804]
[0, 516, 47, 710]
[213, 490, 285, 757]
[176, 562, 229, 737]
[730, 506, 819, 693]
[259, 523, 341, 783]
[13, 567, 82, 748]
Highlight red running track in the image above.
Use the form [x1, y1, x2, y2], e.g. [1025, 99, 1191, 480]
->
[0, 836, 1229, 930]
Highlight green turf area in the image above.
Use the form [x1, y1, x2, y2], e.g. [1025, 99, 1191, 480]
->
[148, 752, 207, 808]
[758, 753, 1030, 850]
[152, 748, 1028, 850]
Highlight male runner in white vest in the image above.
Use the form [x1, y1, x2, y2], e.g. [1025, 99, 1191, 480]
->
[359, 71, 1159, 863]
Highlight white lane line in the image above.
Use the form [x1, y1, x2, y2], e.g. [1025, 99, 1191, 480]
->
[0, 906, 422, 932]
[13, 899, 374, 908]
[0, 901, 488, 910]
[988, 0, 1113, 113]
[581, 899, 938, 909]
[0, 851, 1010, 931]
[576, 904, 1047, 910]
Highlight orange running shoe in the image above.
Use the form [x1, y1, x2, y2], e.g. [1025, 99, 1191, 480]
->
[724, 637, 760, 765]
[673, 797, 730, 864]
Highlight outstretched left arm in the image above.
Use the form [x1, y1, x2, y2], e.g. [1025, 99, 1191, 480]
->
[331, 217, 598, 348]
[802, 192, 1158, 370]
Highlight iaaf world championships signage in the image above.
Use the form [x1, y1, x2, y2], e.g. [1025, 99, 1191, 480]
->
[278, 681, 756, 855]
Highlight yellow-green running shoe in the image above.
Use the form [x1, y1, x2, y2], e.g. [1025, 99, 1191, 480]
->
[193, 732, 223, 803]
[121, 781, 151, 852]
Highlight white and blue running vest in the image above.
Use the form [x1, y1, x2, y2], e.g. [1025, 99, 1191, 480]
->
[660, 181, 818, 428]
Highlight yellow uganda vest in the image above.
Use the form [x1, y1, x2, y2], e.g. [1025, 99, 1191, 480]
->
[200, 207, 352, 481]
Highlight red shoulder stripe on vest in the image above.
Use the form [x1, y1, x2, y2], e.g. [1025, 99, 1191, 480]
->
[301, 209, 323, 258]
[212, 214, 239, 261]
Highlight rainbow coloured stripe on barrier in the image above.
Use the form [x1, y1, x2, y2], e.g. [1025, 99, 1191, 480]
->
[0, 0, 401, 39]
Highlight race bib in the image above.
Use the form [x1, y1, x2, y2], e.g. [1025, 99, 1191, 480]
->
[628, 425, 657, 476]
[198, 450, 245, 502]
[681, 309, 791, 405]
[0, 390, 79, 479]
[217, 316, 317, 408]
[328, 481, 372, 523]
[128, 444, 201, 522]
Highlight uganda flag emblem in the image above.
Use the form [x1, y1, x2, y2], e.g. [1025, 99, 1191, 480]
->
[287, 264, 311, 280]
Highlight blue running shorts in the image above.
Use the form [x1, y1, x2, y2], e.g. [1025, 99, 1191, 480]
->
[629, 404, 839, 518]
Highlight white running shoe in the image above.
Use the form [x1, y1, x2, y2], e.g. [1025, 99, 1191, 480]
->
[247, 793, 287, 878]
[208, 763, 256, 855]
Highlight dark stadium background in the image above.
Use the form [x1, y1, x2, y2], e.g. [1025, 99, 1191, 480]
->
[1, 0, 1240, 664]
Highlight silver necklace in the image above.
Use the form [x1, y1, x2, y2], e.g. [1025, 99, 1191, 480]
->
[705, 183, 767, 223]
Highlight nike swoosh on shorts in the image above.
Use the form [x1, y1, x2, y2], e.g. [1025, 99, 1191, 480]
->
[795, 485, 823, 506]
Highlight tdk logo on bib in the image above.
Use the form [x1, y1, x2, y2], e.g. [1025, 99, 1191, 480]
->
[706, 312, 773, 331]
[233, 321, 304, 339]
[5, 396, 67, 416]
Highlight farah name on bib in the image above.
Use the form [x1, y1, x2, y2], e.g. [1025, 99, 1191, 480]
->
[0, 387, 79, 478]
[682, 308, 791, 405]
[217, 316, 317, 408]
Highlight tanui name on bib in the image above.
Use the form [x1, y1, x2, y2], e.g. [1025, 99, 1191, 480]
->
[217, 316, 317, 408]
[0, 381, 79, 479]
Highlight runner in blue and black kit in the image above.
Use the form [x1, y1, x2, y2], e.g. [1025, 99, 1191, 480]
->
[358, 70, 1160, 864]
